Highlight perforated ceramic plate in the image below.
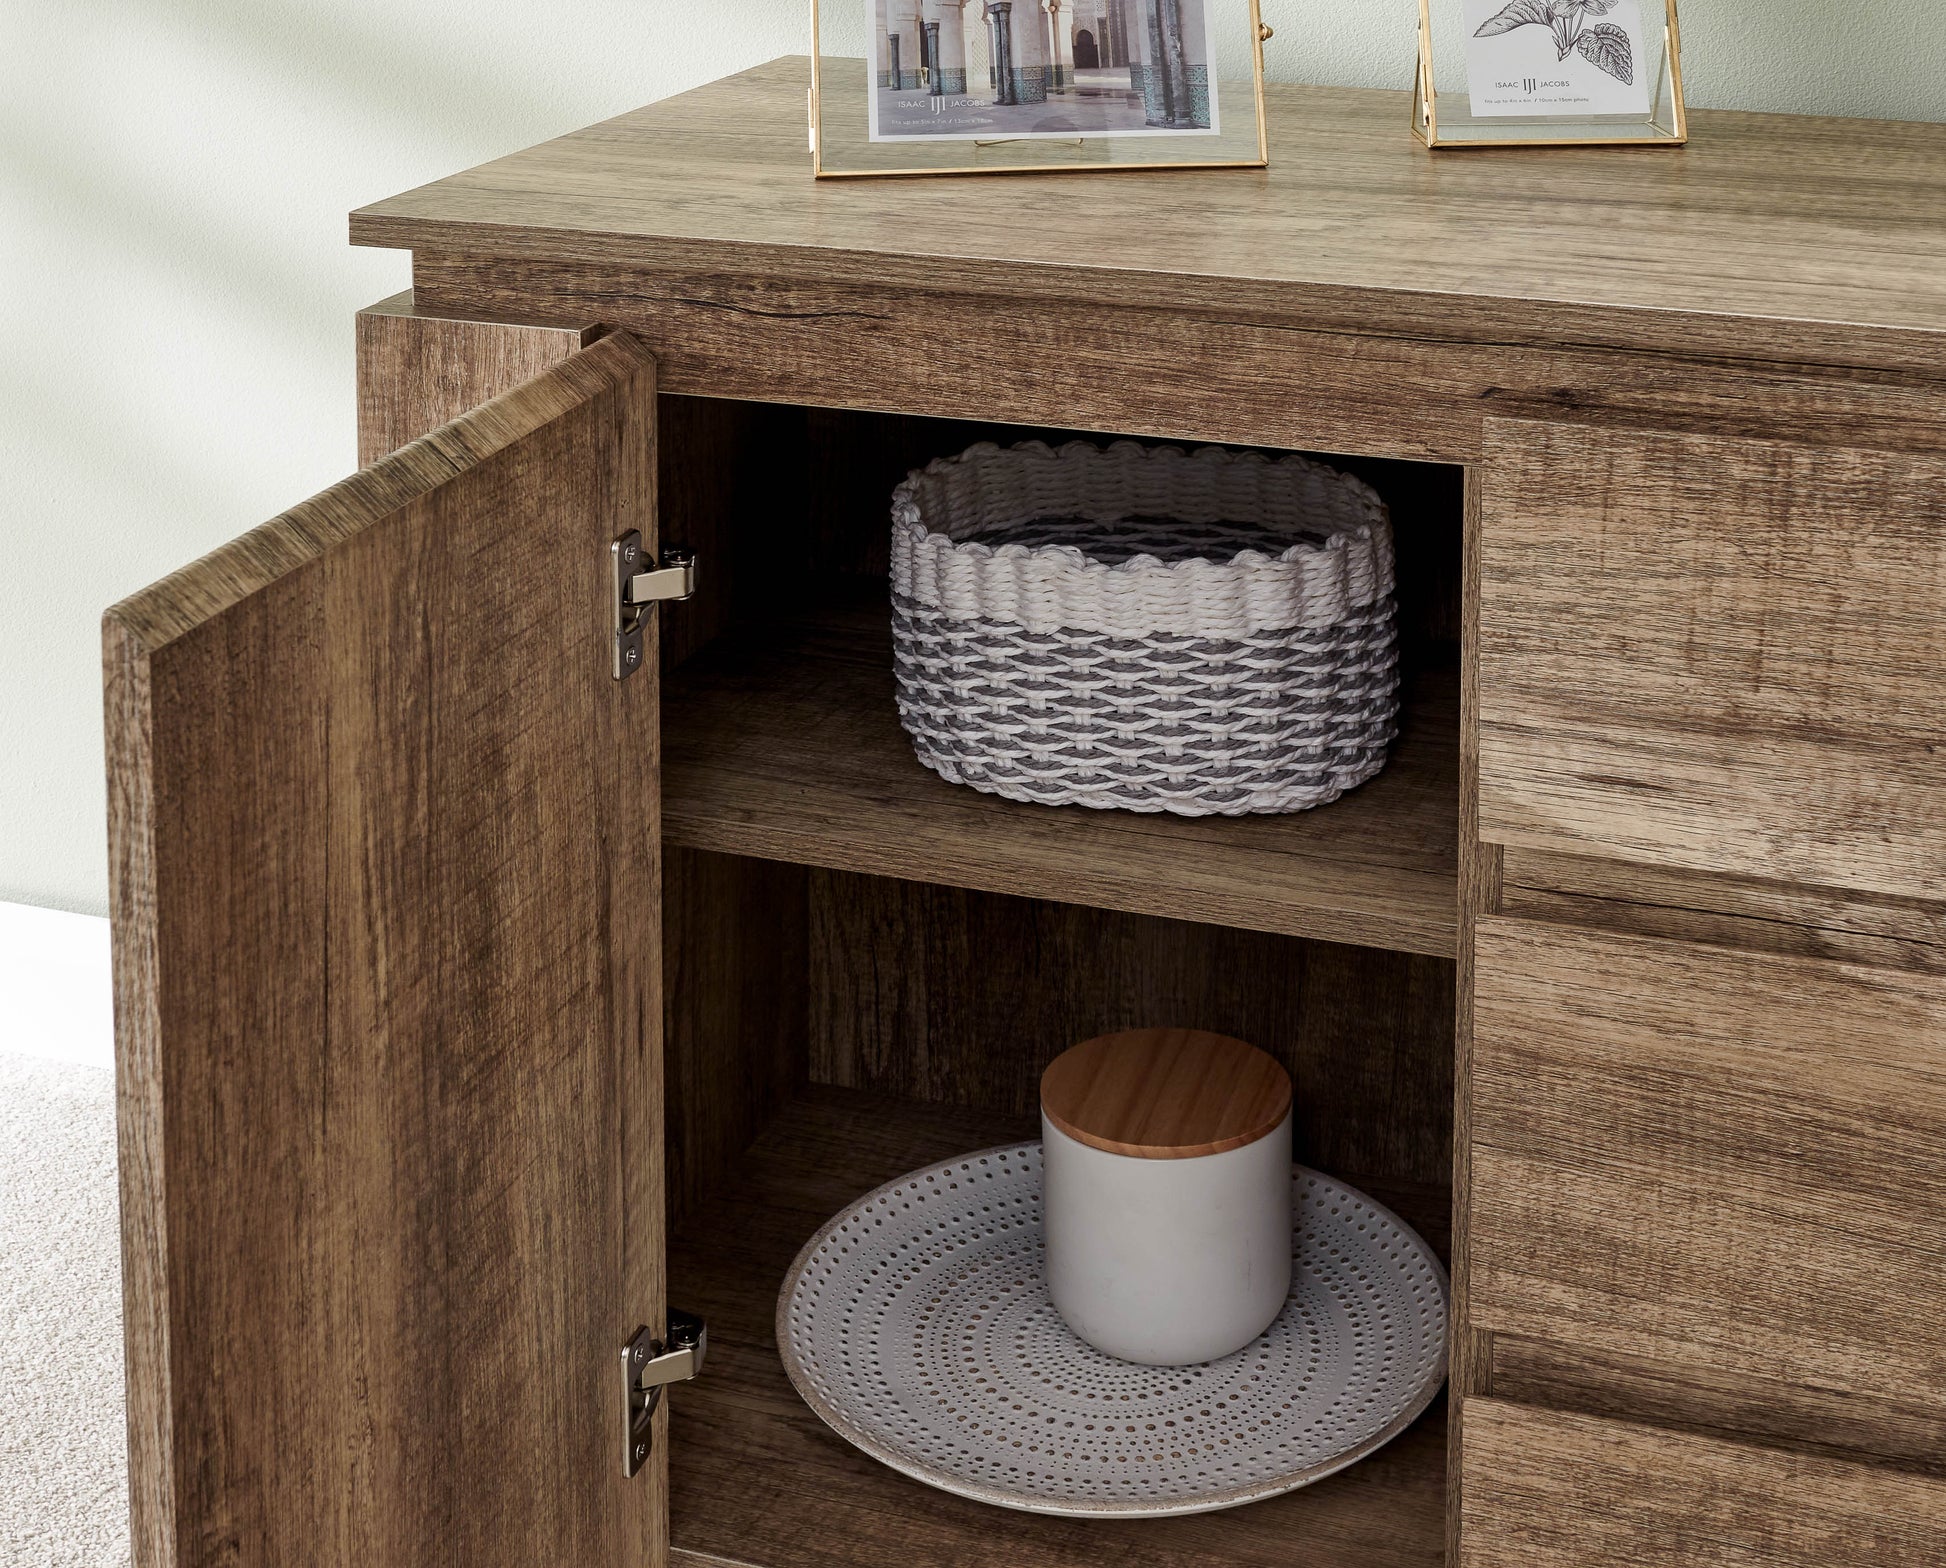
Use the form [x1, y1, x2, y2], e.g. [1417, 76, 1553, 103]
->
[776, 1143, 1449, 1517]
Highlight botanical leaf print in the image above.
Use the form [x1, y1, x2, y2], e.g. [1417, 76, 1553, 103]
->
[1566, 0, 1619, 13]
[1575, 21, 1634, 83]
[1473, 0, 1554, 37]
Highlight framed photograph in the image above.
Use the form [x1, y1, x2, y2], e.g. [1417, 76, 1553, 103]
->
[810, 0, 1268, 177]
[1414, 0, 1686, 148]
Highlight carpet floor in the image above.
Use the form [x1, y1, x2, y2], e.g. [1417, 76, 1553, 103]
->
[1, 1053, 129, 1565]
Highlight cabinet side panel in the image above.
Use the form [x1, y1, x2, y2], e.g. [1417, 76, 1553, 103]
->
[355, 291, 595, 464]
[663, 847, 808, 1232]
[101, 623, 176, 1567]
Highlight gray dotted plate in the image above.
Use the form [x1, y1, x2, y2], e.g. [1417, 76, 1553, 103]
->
[775, 1142, 1449, 1518]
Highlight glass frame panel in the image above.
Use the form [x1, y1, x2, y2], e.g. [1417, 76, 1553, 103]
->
[1414, 0, 1686, 149]
[810, 0, 1269, 177]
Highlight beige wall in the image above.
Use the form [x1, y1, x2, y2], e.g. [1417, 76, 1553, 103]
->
[3, 0, 1942, 915]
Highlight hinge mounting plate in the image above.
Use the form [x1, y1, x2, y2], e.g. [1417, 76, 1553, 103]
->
[621, 1308, 707, 1477]
[611, 530, 697, 681]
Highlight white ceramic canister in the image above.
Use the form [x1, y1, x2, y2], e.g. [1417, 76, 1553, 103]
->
[1040, 1028, 1293, 1366]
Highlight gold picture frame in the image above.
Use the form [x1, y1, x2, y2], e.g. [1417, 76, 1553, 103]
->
[1414, 0, 1686, 149]
[810, 0, 1270, 178]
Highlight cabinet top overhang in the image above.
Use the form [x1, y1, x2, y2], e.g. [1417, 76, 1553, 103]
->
[350, 58, 1946, 372]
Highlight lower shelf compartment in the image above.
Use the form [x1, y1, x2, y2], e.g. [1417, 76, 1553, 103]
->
[668, 1086, 1450, 1568]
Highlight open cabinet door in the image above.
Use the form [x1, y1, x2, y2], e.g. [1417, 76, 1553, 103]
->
[103, 333, 667, 1567]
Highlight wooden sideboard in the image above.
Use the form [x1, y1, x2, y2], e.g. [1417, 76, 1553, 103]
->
[104, 57, 1946, 1568]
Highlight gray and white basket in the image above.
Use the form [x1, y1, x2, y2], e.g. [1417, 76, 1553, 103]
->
[890, 440, 1399, 817]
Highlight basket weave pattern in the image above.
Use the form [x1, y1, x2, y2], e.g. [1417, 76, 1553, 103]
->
[890, 441, 1400, 817]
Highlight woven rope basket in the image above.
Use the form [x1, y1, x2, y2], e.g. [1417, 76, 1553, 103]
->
[890, 440, 1400, 816]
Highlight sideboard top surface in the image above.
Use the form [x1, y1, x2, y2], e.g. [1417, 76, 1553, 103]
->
[351, 58, 1946, 371]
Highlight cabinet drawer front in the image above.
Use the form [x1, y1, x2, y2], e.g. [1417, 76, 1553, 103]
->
[1477, 420, 1946, 901]
[1470, 917, 1946, 1408]
[1459, 1399, 1946, 1568]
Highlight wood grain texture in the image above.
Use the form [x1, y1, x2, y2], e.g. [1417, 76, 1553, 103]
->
[1478, 419, 1946, 903]
[1458, 1399, 1946, 1568]
[1041, 1028, 1293, 1159]
[653, 392, 806, 674]
[1469, 917, 1946, 1417]
[355, 290, 595, 464]
[1447, 467, 1499, 1561]
[662, 599, 1460, 957]
[105, 333, 665, 1568]
[807, 870, 1457, 1201]
[662, 847, 808, 1232]
[356, 293, 804, 673]
[406, 253, 1946, 469]
[351, 60, 1946, 375]
[1490, 1335, 1946, 1482]
[1500, 847, 1946, 976]
[667, 1086, 1450, 1568]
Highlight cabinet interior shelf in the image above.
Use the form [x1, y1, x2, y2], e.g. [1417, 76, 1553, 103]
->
[668, 1086, 1450, 1568]
[661, 603, 1460, 958]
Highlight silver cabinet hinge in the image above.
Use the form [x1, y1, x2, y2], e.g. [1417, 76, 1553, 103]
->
[611, 530, 697, 681]
[621, 1309, 707, 1478]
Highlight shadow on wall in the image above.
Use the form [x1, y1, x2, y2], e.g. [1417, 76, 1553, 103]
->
[3, 0, 715, 511]
[0, 0, 808, 916]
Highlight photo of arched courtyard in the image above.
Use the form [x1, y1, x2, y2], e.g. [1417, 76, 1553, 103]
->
[868, 0, 1217, 140]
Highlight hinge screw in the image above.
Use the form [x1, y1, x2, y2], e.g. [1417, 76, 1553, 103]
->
[634, 1441, 648, 1462]
[624, 644, 640, 668]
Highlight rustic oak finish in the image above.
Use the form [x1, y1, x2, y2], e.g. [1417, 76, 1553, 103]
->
[405, 251, 1946, 469]
[1446, 470, 1499, 1563]
[661, 603, 1460, 956]
[1042, 1029, 1293, 1159]
[806, 870, 1458, 1198]
[1498, 847, 1946, 978]
[355, 290, 595, 463]
[662, 847, 808, 1232]
[1478, 420, 1946, 902]
[353, 57, 1946, 481]
[1488, 1336, 1946, 1482]
[1458, 1400, 1946, 1568]
[352, 62, 1946, 374]
[1469, 917, 1946, 1414]
[105, 335, 666, 1567]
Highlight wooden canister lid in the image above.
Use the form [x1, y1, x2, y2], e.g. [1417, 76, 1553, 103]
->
[1040, 1029, 1292, 1160]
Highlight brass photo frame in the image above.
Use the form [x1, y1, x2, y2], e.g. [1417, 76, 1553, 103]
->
[810, 0, 1269, 178]
[1414, 0, 1686, 149]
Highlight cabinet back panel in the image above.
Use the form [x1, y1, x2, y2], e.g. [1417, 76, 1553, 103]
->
[807, 869, 1456, 1199]
[667, 397, 1464, 667]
